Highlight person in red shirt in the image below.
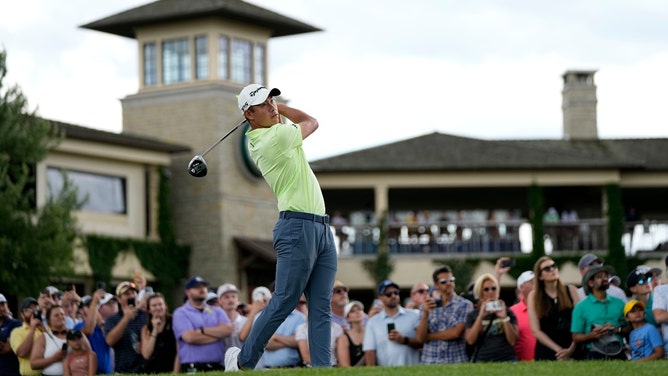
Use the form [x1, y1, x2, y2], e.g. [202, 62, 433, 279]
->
[509, 271, 537, 361]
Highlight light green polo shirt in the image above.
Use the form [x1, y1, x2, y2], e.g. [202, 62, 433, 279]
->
[246, 122, 325, 215]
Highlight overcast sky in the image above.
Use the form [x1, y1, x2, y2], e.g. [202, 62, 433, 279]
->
[2, 0, 668, 160]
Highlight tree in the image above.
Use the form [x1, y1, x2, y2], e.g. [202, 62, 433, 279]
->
[362, 211, 394, 286]
[0, 49, 82, 296]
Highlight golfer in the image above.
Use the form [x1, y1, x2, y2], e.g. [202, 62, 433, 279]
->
[225, 84, 337, 371]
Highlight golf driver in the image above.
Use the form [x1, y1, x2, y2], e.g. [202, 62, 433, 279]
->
[187, 119, 247, 177]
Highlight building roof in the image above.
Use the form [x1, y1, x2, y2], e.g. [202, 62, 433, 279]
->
[52, 120, 191, 153]
[310, 133, 668, 173]
[80, 0, 321, 39]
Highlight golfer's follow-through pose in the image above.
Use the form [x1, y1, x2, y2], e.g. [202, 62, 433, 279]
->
[225, 84, 338, 371]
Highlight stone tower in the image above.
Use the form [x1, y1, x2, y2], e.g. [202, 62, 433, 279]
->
[82, 0, 320, 290]
[562, 70, 598, 140]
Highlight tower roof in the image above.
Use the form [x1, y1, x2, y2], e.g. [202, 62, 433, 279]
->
[80, 0, 321, 39]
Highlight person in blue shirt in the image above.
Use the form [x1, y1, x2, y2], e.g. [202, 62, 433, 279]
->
[625, 300, 664, 361]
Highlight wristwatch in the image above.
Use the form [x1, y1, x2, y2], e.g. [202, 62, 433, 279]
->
[200, 327, 205, 334]
[403, 336, 409, 345]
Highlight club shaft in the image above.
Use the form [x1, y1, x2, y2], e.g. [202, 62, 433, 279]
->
[200, 119, 246, 157]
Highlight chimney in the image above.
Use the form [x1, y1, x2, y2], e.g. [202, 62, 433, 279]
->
[562, 70, 598, 140]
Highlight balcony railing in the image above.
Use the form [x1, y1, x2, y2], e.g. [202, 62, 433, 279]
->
[333, 219, 668, 257]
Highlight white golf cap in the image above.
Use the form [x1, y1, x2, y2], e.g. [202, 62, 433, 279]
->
[517, 271, 535, 289]
[99, 293, 117, 306]
[237, 84, 280, 113]
[217, 283, 239, 297]
[0, 294, 6, 303]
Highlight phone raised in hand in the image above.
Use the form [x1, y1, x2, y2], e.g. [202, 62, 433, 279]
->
[500, 259, 516, 268]
[386, 322, 395, 333]
[61, 343, 68, 351]
[96, 282, 106, 291]
[127, 297, 136, 307]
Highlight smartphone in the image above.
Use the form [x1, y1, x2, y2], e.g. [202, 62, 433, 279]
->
[434, 299, 443, 308]
[386, 323, 395, 333]
[127, 297, 135, 307]
[65, 284, 74, 292]
[501, 259, 516, 268]
[33, 309, 42, 320]
[61, 343, 68, 351]
[96, 282, 106, 291]
[144, 286, 153, 294]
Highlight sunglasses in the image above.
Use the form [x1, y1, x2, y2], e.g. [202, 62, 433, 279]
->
[438, 277, 456, 284]
[637, 277, 652, 286]
[333, 288, 348, 294]
[483, 286, 497, 292]
[540, 262, 558, 273]
[382, 290, 400, 297]
[412, 289, 428, 295]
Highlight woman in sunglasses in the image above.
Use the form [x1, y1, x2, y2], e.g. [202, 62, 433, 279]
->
[465, 273, 518, 362]
[527, 256, 581, 361]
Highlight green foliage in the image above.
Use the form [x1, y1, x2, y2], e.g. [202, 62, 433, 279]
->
[606, 183, 627, 279]
[86, 167, 190, 306]
[362, 212, 394, 285]
[0, 49, 81, 296]
[528, 183, 545, 257]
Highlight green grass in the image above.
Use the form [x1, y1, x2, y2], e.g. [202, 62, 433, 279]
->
[136, 360, 667, 375]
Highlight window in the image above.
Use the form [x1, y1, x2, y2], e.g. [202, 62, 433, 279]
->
[195, 35, 208, 79]
[218, 36, 229, 79]
[231, 38, 251, 83]
[253, 44, 265, 84]
[162, 38, 190, 84]
[143, 42, 157, 86]
[47, 168, 127, 214]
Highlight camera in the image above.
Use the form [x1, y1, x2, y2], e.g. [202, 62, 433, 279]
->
[33, 309, 42, 320]
[434, 299, 443, 308]
[485, 300, 502, 312]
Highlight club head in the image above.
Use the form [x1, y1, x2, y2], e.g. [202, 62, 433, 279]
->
[188, 155, 208, 177]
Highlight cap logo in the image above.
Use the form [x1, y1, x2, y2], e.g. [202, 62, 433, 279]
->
[240, 86, 268, 112]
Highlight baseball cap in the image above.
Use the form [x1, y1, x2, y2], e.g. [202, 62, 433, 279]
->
[582, 264, 615, 295]
[251, 286, 272, 302]
[377, 279, 399, 296]
[185, 276, 209, 290]
[217, 283, 239, 297]
[20, 297, 38, 310]
[0, 294, 6, 303]
[66, 329, 83, 340]
[636, 265, 662, 278]
[344, 300, 364, 319]
[516, 271, 534, 289]
[624, 299, 645, 316]
[626, 268, 652, 288]
[116, 281, 138, 296]
[99, 293, 117, 306]
[79, 295, 92, 307]
[609, 275, 621, 286]
[237, 84, 281, 113]
[578, 253, 603, 271]
[206, 291, 218, 303]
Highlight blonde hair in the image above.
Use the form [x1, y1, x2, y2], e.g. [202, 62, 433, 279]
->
[473, 273, 498, 299]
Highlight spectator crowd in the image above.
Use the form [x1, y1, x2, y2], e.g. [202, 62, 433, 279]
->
[1, 253, 668, 374]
